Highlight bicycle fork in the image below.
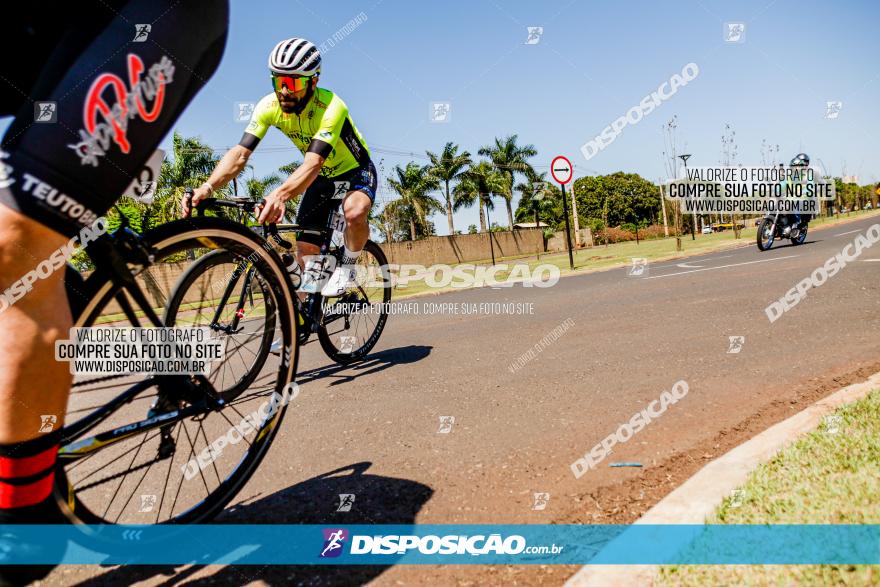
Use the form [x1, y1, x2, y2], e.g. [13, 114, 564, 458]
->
[211, 262, 255, 334]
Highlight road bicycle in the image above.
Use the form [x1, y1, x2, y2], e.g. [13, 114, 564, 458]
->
[56, 207, 298, 526]
[169, 191, 391, 399]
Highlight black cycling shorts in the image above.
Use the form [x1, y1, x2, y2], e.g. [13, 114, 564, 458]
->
[295, 161, 377, 247]
[0, 0, 228, 238]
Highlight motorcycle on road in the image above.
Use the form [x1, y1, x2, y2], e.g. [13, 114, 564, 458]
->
[756, 212, 808, 251]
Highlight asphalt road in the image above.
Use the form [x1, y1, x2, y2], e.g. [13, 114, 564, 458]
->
[46, 214, 880, 586]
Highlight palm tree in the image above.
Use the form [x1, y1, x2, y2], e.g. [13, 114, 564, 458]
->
[278, 162, 300, 176]
[478, 135, 537, 229]
[514, 169, 549, 226]
[128, 132, 219, 229]
[453, 162, 506, 233]
[426, 142, 471, 235]
[369, 204, 394, 243]
[245, 174, 282, 200]
[387, 162, 441, 241]
[275, 162, 303, 219]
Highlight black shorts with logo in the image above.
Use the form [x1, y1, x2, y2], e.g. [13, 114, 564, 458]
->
[294, 161, 377, 247]
[0, 0, 228, 238]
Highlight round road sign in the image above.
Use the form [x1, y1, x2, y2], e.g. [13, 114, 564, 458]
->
[551, 155, 573, 185]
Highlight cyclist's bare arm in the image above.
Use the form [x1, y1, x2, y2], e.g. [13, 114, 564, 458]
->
[257, 151, 325, 223]
[185, 145, 253, 213]
[277, 151, 325, 201]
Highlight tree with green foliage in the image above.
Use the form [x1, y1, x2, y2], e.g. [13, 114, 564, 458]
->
[478, 135, 537, 229]
[515, 177, 566, 230]
[426, 142, 472, 235]
[387, 162, 441, 241]
[278, 162, 300, 176]
[454, 161, 506, 233]
[245, 174, 282, 200]
[573, 172, 659, 228]
[108, 132, 221, 233]
[514, 169, 555, 227]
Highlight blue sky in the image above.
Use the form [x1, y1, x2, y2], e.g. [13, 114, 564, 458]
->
[4, 0, 879, 234]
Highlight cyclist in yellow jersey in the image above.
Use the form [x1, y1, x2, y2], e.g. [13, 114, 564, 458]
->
[186, 37, 376, 296]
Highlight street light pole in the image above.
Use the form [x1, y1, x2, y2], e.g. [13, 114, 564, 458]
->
[679, 154, 695, 240]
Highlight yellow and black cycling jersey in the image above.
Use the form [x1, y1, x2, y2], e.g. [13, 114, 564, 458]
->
[241, 88, 371, 177]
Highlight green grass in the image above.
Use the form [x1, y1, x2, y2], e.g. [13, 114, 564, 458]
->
[656, 389, 880, 586]
[389, 209, 880, 299]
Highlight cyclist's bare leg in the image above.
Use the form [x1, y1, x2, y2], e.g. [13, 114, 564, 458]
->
[0, 209, 72, 444]
[342, 190, 372, 252]
[293, 190, 371, 267]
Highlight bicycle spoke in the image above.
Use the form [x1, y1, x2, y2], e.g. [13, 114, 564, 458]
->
[196, 419, 223, 487]
[111, 445, 161, 524]
[156, 422, 184, 523]
[215, 408, 253, 449]
[168, 422, 197, 518]
[179, 420, 211, 499]
[70, 430, 160, 484]
[101, 429, 151, 519]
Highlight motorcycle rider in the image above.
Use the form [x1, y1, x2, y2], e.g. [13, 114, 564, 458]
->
[783, 152, 811, 236]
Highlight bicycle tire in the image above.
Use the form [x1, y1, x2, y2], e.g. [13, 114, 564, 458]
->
[163, 249, 276, 402]
[318, 240, 391, 364]
[57, 217, 298, 526]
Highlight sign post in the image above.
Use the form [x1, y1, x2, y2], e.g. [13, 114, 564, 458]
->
[551, 155, 575, 269]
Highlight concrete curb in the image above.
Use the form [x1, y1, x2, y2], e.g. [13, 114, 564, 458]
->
[564, 370, 880, 587]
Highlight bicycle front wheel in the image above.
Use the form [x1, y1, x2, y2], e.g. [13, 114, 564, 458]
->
[318, 240, 391, 364]
[58, 217, 298, 525]
[163, 249, 276, 401]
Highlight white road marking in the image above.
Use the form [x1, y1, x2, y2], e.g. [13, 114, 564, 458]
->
[861, 259, 880, 262]
[654, 254, 735, 269]
[676, 262, 703, 268]
[646, 255, 800, 279]
[834, 229, 861, 236]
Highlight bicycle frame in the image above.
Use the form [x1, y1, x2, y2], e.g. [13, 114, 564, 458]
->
[195, 197, 343, 336]
[59, 214, 224, 463]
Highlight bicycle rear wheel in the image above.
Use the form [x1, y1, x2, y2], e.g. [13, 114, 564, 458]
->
[57, 217, 298, 525]
[318, 240, 391, 364]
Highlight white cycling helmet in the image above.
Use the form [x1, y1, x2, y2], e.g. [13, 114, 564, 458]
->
[268, 38, 321, 76]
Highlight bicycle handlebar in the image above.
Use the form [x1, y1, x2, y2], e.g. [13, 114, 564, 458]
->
[182, 189, 292, 250]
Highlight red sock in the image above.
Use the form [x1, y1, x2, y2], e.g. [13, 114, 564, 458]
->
[0, 431, 60, 513]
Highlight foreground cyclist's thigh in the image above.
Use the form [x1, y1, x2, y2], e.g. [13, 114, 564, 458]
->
[0, 206, 72, 444]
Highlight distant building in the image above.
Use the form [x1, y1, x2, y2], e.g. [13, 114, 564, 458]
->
[842, 175, 860, 185]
